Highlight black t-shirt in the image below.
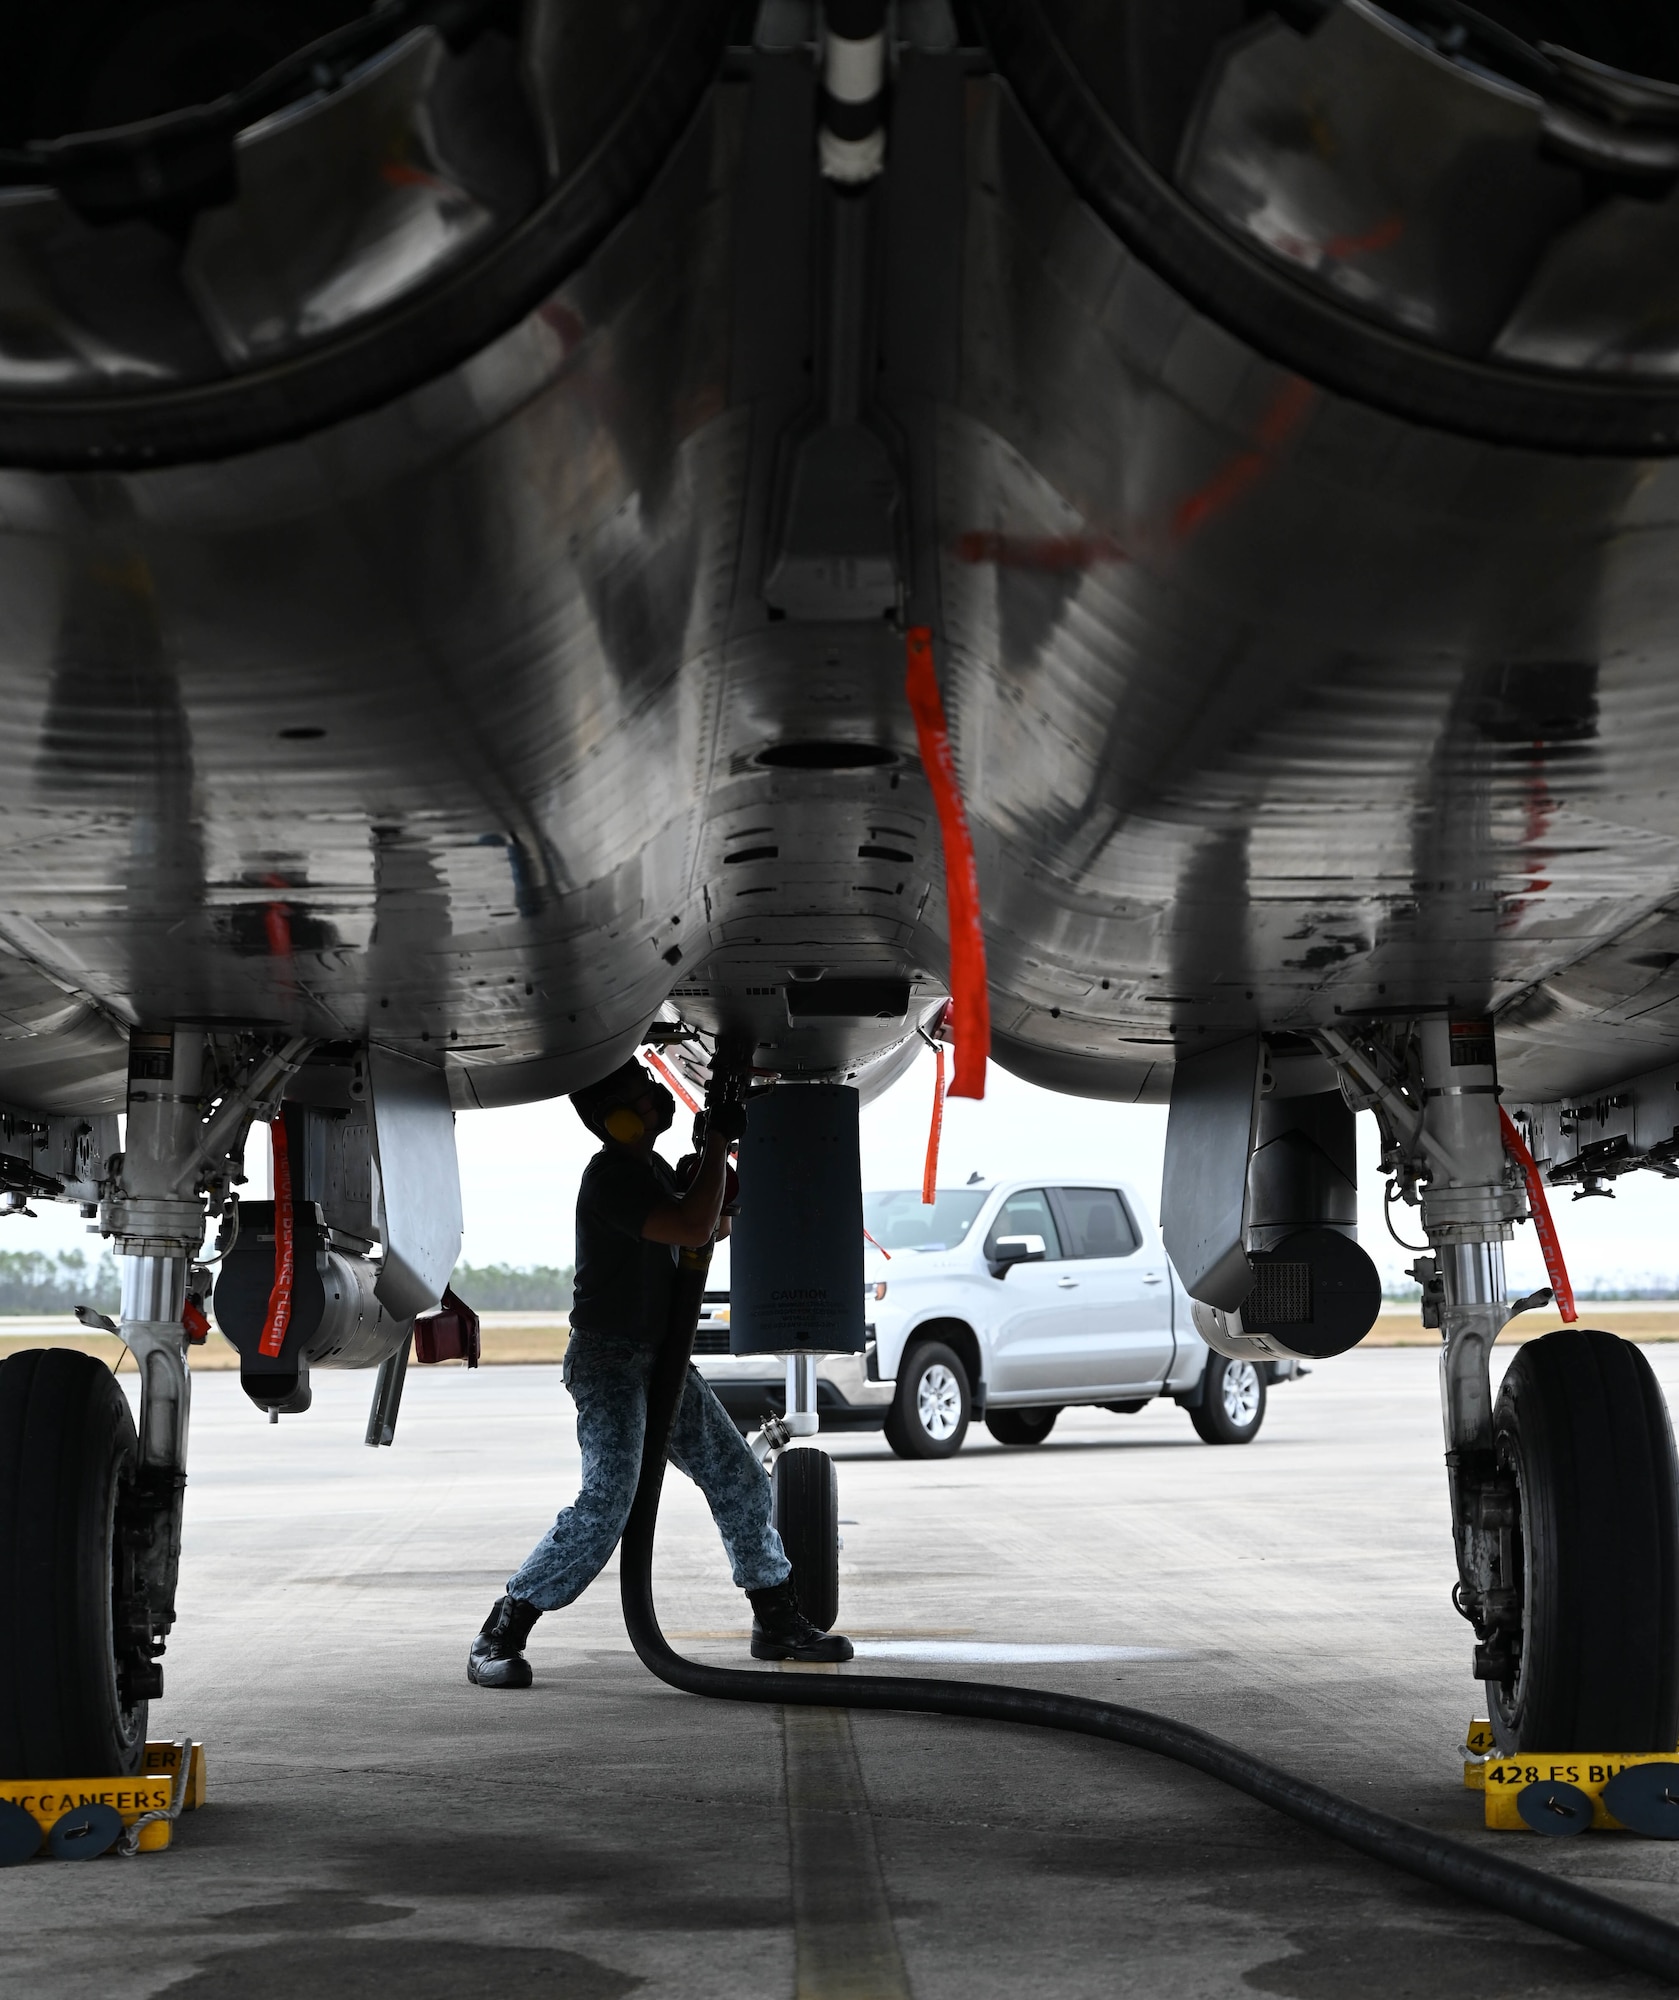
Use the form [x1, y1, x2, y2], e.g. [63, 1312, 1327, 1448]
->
[570, 1148, 679, 1351]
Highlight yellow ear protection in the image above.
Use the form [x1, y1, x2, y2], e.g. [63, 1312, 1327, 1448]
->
[603, 1105, 646, 1143]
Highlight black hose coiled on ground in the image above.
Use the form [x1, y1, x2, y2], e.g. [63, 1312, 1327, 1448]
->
[620, 1247, 1679, 1985]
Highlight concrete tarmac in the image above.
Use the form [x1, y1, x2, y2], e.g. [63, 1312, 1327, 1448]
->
[9, 1346, 1679, 1998]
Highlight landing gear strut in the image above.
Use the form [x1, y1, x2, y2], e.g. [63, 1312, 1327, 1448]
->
[1362, 1015, 1679, 1752]
[766, 1355, 840, 1632]
[732, 1086, 861, 1636]
[0, 1027, 214, 1776]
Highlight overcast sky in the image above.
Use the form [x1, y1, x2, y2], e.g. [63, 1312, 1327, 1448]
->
[6, 1046, 1675, 1295]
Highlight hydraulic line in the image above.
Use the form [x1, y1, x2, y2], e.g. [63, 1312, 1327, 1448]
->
[621, 1245, 1679, 1986]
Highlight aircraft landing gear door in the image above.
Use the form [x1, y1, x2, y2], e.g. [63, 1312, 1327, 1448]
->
[1047, 1187, 1176, 1392]
[984, 1189, 1075, 1393]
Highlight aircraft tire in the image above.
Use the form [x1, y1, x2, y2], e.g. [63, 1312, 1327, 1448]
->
[1488, 1331, 1679, 1754]
[0, 1349, 148, 1777]
[884, 1342, 971, 1460]
[1189, 1357, 1266, 1445]
[984, 1407, 1060, 1447]
[772, 1447, 839, 1632]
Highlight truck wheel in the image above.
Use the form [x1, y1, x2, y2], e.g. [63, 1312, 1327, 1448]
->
[1487, 1331, 1679, 1754]
[772, 1446, 840, 1632]
[884, 1342, 970, 1459]
[984, 1407, 1060, 1446]
[0, 1350, 149, 1777]
[1189, 1356, 1266, 1445]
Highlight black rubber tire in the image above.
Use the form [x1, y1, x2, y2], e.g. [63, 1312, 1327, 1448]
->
[772, 1447, 840, 1633]
[1189, 1356, 1267, 1446]
[884, 1341, 971, 1460]
[0, 1349, 148, 1777]
[1488, 1331, 1679, 1754]
[985, 1407, 1061, 1447]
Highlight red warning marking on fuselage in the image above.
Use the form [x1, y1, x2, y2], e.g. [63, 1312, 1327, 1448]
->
[380, 161, 445, 191]
[1172, 376, 1317, 543]
[953, 531, 1129, 571]
[1322, 214, 1405, 261]
[954, 376, 1316, 581]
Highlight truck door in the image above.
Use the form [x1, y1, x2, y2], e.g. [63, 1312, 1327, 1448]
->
[982, 1188, 1077, 1395]
[1046, 1186, 1176, 1392]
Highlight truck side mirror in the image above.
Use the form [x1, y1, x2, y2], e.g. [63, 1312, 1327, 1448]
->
[988, 1232, 1046, 1280]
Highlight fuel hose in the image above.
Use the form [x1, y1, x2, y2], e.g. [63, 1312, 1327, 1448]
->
[620, 1246, 1679, 1985]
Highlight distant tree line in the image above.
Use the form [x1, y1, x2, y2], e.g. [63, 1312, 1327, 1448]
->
[0, 1251, 572, 1318]
[0, 1249, 120, 1315]
[450, 1262, 574, 1311]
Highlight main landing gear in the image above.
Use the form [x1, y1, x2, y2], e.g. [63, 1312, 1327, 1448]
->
[0, 1027, 216, 1775]
[1483, 1329, 1679, 1750]
[0, 1350, 150, 1775]
[1343, 1014, 1679, 1753]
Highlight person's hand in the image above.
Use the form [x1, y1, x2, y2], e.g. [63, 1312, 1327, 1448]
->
[708, 1098, 748, 1144]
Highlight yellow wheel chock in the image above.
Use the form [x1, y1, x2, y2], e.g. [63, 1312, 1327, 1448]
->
[1465, 1720, 1679, 1836]
[0, 1740, 205, 1861]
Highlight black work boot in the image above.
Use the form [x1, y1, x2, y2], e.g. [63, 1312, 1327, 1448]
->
[747, 1581, 855, 1663]
[468, 1595, 541, 1688]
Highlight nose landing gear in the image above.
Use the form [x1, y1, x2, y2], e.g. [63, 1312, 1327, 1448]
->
[772, 1446, 841, 1635]
[732, 1085, 865, 1639]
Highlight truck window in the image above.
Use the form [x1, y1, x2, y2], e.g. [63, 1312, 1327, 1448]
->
[983, 1189, 1062, 1261]
[864, 1188, 989, 1251]
[1055, 1187, 1138, 1259]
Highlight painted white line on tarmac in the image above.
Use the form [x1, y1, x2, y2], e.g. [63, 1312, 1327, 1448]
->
[849, 1641, 1187, 1664]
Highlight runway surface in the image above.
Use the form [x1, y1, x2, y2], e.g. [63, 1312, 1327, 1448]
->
[10, 1346, 1679, 1998]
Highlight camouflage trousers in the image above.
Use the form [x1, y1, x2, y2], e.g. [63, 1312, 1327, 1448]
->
[507, 1331, 790, 1610]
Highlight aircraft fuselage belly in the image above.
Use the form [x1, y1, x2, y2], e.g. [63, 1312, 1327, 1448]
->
[0, 38, 1675, 1112]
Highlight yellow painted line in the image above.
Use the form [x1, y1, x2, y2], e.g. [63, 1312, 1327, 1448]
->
[783, 1692, 912, 2000]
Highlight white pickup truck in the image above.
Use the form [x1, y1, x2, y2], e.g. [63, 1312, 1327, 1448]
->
[691, 1178, 1300, 1457]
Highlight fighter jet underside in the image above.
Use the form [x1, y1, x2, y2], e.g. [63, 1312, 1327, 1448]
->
[7, 0, 1679, 1891]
